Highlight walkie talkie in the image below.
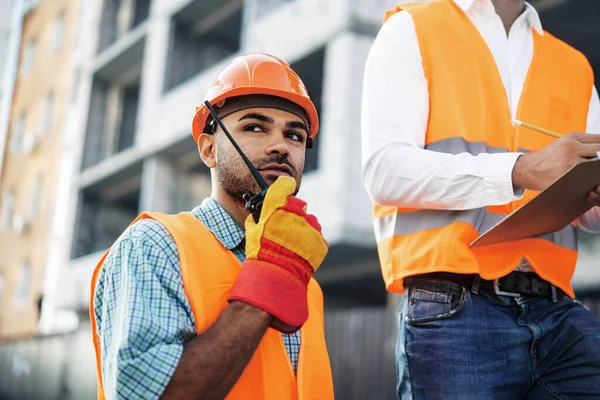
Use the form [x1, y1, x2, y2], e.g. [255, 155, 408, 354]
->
[203, 101, 269, 222]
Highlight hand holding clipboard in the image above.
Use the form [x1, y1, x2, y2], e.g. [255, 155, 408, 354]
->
[470, 121, 600, 248]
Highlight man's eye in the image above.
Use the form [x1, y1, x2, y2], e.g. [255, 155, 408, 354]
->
[286, 132, 303, 142]
[245, 124, 265, 133]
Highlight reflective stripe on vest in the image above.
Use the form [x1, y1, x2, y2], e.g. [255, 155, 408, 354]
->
[374, 0, 593, 297]
[90, 212, 334, 400]
[374, 210, 577, 252]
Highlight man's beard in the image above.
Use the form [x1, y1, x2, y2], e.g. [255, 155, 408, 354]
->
[216, 149, 302, 209]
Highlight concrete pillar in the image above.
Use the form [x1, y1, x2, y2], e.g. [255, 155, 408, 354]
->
[139, 156, 177, 213]
[298, 31, 375, 245]
[134, 15, 170, 145]
[326, 32, 377, 245]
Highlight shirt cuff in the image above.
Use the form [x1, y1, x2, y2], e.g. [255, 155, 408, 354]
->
[483, 152, 525, 205]
[578, 207, 600, 234]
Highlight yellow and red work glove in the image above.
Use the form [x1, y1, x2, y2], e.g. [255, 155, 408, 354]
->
[228, 176, 328, 334]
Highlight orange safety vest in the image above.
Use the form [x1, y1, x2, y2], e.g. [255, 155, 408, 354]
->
[374, 0, 594, 298]
[90, 211, 334, 400]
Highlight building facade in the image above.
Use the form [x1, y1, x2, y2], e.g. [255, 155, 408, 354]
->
[0, 0, 598, 339]
[43, 0, 600, 322]
[0, 0, 81, 338]
[0, 0, 598, 398]
[49, 0, 402, 318]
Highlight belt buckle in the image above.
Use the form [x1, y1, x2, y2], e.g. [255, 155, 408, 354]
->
[493, 279, 521, 297]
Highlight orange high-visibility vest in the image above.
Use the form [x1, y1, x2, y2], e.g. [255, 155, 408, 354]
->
[374, 0, 594, 298]
[90, 212, 334, 400]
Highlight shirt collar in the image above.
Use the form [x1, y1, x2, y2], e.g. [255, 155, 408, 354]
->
[453, 0, 543, 35]
[522, 2, 543, 35]
[453, 0, 477, 11]
[191, 197, 245, 250]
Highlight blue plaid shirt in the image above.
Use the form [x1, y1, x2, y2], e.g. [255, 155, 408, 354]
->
[93, 197, 301, 399]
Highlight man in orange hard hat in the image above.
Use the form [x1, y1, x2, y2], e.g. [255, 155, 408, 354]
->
[90, 53, 334, 400]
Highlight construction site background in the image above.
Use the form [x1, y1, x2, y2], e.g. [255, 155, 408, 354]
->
[0, 0, 598, 398]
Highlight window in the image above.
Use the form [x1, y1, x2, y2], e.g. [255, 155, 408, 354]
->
[13, 260, 32, 307]
[132, 0, 150, 28]
[40, 92, 55, 134]
[164, 1, 242, 91]
[117, 85, 139, 151]
[1, 191, 15, 231]
[98, 0, 150, 52]
[28, 176, 44, 219]
[10, 114, 25, 153]
[49, 12, 66, 53]
[82, 78, 140, 169]
[21, 39, 36, 76]
[71, 166, 142, 258]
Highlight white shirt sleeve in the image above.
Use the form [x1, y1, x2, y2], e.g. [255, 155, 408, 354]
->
[577, 85, 600, 234]
[360, 11, 523, 211]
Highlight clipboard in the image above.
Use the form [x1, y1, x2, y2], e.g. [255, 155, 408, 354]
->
[470, 157, 600, 248]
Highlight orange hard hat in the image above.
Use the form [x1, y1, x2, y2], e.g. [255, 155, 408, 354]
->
[191, 53, 319, 143]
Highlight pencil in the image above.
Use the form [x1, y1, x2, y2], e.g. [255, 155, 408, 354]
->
[512, 119, 562, 139]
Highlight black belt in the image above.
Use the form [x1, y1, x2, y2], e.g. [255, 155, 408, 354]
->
[405, 271, 567, 298]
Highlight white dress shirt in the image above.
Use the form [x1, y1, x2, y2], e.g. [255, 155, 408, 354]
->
[361, 0, 600, 233]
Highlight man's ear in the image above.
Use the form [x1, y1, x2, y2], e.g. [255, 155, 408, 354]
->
[198, 133, 216, 168]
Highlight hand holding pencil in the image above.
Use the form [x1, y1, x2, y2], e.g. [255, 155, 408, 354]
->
[511, 120, 600, 206]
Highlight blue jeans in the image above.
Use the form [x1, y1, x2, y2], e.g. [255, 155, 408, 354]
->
[396, 278, 600, 399]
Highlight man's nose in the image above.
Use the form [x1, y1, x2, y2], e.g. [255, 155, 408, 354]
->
[265, 132, 290, 157]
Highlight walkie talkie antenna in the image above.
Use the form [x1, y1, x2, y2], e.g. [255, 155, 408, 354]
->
[203, 100, 269, 221]
[204, 101, 269, 190]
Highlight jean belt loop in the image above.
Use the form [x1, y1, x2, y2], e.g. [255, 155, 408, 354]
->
[471, 275, 480, 295]
[551, 285, 557, 303]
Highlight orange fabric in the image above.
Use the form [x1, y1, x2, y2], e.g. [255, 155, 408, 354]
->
[192, 53, 320, 141]
[374, 0, 593, 296]
[90, 212, 334, 400]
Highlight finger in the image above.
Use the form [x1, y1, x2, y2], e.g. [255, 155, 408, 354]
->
[261, 176, 297, 219]
[303, 213, 323, 233]
[588, 191, 600, 204]
[576, 144, 600, 158]
[278, 198, 323, 232]
[575, 133, 600, 144]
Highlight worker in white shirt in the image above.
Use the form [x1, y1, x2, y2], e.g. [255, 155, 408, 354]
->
[361, 0, 600, 399]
